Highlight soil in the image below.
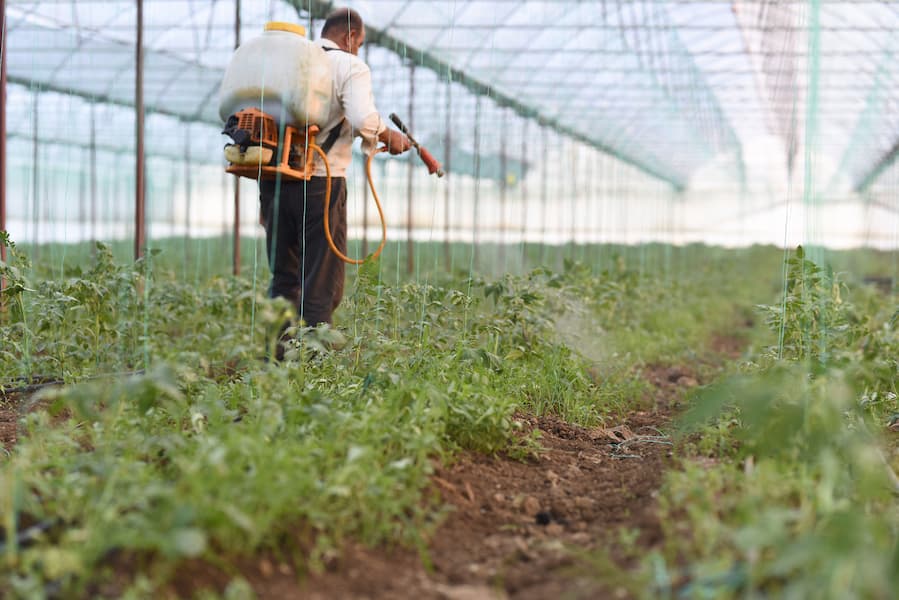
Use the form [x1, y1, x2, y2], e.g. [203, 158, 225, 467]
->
[1, 381, 68, 453]
[164, 410, 675, 600]
[166, 363, 701, 600]
[3, 351, 728, 599]
[1, 392, 20, 453]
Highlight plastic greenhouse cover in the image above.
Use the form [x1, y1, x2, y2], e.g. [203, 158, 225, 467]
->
[4, 0, 899, 190]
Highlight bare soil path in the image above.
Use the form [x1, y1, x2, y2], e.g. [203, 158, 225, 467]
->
[200, 364, 704, 600]
[313, 413, 671, 600]
[3, 357, 730, 599]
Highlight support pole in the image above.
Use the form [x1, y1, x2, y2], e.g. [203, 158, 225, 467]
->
[443, 78, 452, 270]
[232, 0, 241, 275]
[406, 61, 415, 274]
[134, 0, 146, 260]
[0, 0, 7, 275]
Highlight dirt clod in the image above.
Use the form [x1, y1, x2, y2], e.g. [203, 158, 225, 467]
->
[435, 583, 505, 600]
[545, 523, 564, 537]
[545, 470, 560, 487]
[676, 376, 699, 388]
[259, 559, 273, 578]
[521, 495, 541, 517]
[573, 496, 594, 510]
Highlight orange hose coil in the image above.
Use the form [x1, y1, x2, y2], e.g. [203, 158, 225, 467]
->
[310, 143, 388, 265]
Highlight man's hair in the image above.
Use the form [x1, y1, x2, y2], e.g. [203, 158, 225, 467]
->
[321, 8, 363, 38]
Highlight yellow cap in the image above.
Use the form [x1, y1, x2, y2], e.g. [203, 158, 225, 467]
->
[265, 21, 306, 36]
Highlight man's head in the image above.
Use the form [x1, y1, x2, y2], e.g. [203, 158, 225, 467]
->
[321, 8, 365, 55]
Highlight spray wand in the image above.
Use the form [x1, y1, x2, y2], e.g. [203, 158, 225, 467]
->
[389, 113, 445, 177]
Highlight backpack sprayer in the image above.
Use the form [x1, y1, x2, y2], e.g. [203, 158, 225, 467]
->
[218, 22, 443, 265]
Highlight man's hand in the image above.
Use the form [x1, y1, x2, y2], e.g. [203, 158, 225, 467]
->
[379, 128, 413, 155]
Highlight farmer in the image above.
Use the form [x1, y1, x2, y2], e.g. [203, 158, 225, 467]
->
[259, 7, 411, 353]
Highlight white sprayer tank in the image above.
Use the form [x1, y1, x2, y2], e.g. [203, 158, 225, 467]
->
[218, 22, 332, 127]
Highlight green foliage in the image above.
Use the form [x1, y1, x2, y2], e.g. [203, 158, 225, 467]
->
[758, 245, 861, 364]
[665, 247, 899, 599]
[0, 236, 34, 323]
[656, 459, 898, 600]
[3, 240, 679, 596]
[1, 239, 855, 597]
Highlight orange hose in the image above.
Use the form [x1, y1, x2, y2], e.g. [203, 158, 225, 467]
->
[311, 143, 388, 265]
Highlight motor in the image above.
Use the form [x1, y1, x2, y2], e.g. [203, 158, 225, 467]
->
[221, 108, 318, 180]
[218, 22, 443, 264]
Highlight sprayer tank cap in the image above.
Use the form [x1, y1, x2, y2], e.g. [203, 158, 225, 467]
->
[265, 22, 306, 36]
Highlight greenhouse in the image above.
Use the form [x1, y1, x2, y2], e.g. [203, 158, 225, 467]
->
[1, 1, 897, 598]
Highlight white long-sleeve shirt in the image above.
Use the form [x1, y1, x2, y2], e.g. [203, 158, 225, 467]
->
[312, 38, 386, 177]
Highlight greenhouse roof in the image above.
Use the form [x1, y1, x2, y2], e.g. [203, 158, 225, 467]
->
[6, 0, 899, 191]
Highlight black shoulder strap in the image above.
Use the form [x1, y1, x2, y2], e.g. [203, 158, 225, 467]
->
[319, 46, 350, 154]
[319, 119, 346, 154]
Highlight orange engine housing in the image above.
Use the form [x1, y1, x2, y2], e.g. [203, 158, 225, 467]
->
[223, 108, 319, 182]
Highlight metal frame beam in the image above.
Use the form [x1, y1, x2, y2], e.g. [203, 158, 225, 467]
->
[288, 0, 684, 190]
[6, 75, 219, 126]
[855, 138, 899, 192]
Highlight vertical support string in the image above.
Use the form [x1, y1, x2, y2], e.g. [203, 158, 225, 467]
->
[0, 0, 7, 281]
[472, 95, 481, 272]
[232, 0, 241, 276]
[89, 102, 97, 249]
[499, 108, 508, 272]
[571, 141, 579, 262]
[590, 149, 597, 270]
[79, 144, 86, 247]
[361, 42, 370, 257]
[184, 121, 192, 269]
[31, 90, 39, 258]
[519, 118, 529, 271]
[443, 77, 452, 270]
[406, 61, 416, 274]
[540, 124, 548, 265]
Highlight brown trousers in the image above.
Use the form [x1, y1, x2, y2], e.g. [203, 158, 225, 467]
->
[259, 176, 346, 327]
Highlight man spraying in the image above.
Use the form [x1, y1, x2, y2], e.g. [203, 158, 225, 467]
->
[258, 8, 412, 348]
